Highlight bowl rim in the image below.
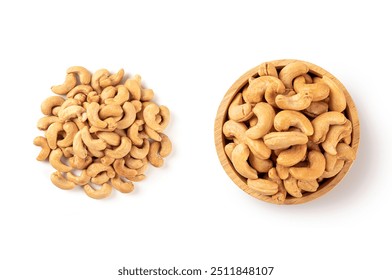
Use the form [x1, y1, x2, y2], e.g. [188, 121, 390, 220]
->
[214, 59, 360, 205]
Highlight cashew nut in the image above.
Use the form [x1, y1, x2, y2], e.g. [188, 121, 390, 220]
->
[45, 122, 64, 149]
[231, 143, 258, 179]
[141, 88, 154, 102]
[86, 102, 107, 129]
[283, 175, 302, 198]
[57, 122, 78, 148]
[130, 139, 150, 159]
[293, 75, 330, 101]
[276, 164, 289, 180]
[67, 66, 91, 85]
[289, 150, 326, 181]
[69, 155, 92, 170]
[116, 102, 136, 129]
[105, 85, 130, 105]
[311, 112, 347, 143]
[113, 159, 138, 179]
[99, 69, 124, 88]
[143, 103, 170, 132]
[37, 116, 61, 130]
[33, 136, 51, 161]
[91, 69, 109, 94]
[336, 143, 355, 161]
[98, 104, 123, 119]
[228, 93, 253, 122]
[124, 77, 142, 101]
[274, 110, 313, 136]
[247, 178, 279, 196]
[278, 61, 309, 88]
[96, 131, 121, 146]
[49, 148, 72, 172]
[51, 73, 77, 95]
[268, 168, 287, 203]
[144, 125, 162, 142]
[83, 183, 112, 199]
[275, 90, 313, 110]
[41, 96, 65, 115]
[243, 76, 285, 103]
[127, 120, 145, 146]
[66, 170, 91, 185]
[111, 176, 134, 193]
[322, 120, 352, 155]
[66, 85, 93, 98]
[264, 131, 308, 150]
[320, 159, 345, 179]
[304, 101, 329, 118]
[58, 105, 85, 122]
[51, 171, 76, 190]
[72, 130, 88, 159]
[245, 102, 275, 139]
[317, 76, 346, 112]
[147, 142, 164, 167]
[276, 144, 307, 167]
[297, 180, 319, 192]
[249, 153, 273, 173]
[224, 143, 236, 160]
[105, 136, 132, 159]
[258, 62, 278, 77]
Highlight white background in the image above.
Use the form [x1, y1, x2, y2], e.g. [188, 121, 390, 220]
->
[0, 1, 391, 279]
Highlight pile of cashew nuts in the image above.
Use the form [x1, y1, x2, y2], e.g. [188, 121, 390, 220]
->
[223, 61, 355, 203]
[34, 66, 171, 199]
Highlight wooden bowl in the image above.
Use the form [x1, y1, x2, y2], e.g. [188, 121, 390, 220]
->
[214, 59, 360, 205]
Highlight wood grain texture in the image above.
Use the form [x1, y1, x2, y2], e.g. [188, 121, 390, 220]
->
[214, 59, 360, 205]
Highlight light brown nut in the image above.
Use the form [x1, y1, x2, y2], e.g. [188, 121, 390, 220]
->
[297, 180, 319, 192]
[86, 102, 107, 129]
[113, 159, 138, 179]
[246, 102, 275, 139]
[247, 178, 279, 196]
[274, 110, 313, 136]
[86, 162, 111, 178]
[51, 171, 76, 190]
[91, 172, 111, 185]
[41, 96, 65, 115]
[318, 76, 346, 112]
[116, 102, 136, 129]
[125, 156, 144, 169]
[320, 159, 345, 179]
[69, 156, 92, 170]
[249, 153, 273, 173]
[72, 130, 88, 159]
[311, 112, 347, 143]
[66, 85, 93, 98]
[130, 139, 150, 159]
[258, 62, 278, 77]
[58, 105, 85, 122]
[243, 76, 285, 103]
[303, 101, 329, 118]
[127, 120, 145, 146]
[67, 66, 91, 85]
[105, 136, 132, 159]
[37, 116, 61, 130]
[143, 103, 170, 132]
[98, 104, 123, 119]
[45, 122, 64, 149]
[96, 131, 121, 146]
[66, 170, 91, 185]
[228, 93, 253, 122]
[231, 143, 258, 179]
[159, 133, 172, 157]
[105, 85, 130, 105]
[277, 144, 307, 167]
[224, 143, 236, 160]
[293, 75, 330, 101]
[270, 171, 287, 204]
[147, 142, 164, 167]
[80, 126, 106, 151]
[100, 155, 115, 166]
[278, 61, 309, 88]
[33, 136, 51, 161]
[275, 91, 313, 111]
[141, 88, 154, 101]
[283, 175, 302, 198]
[289, 150, 326, 181]
[124, 77, 142, 101]
[264, 131, 308, 150]
[57, 122, 78, 148]
[83, 183, 112, 199]
[62, 147, 74, 158]
[324, 153, 338, 172]
[276, 164, 289, 180]
[91, 69, 110, 94]
[49, 148, 72, 172]
[99, 69, 124, 88]
[322, 120, 352, 155]
[336, 143, 355, 161]
[51, 73, 77, 95]
[111, 176, 134, 193]
[144, 125, 162, 142]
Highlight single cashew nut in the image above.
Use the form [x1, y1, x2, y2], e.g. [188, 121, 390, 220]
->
[105, 85, 130, 105]
[98, 104, 123, 119]
[324, 152, 338, 172]
[67, 66, 91, 85]
[66, 85, 93, 98]
[130, 139, 150, 159]
[274, 110, 314, 136]
[41, 96, 65, 115]
[83, 183, 112, 199]
[105, 136, 132, 159]
[51, 73, 77, 95]
[86, 162, 112, 178]
[80, 126, 106, 151]
[91, 69, 110, 94]
[231, 143, 258, 179]
[51, 171, 76, 190]
[249, 153, 273, 173]
[141, 88, 154, 102]
[277, 144, 307, 167]
[99, 69, 124, 88]
[289, 150, 326, 181]
[58, 105, 85, 122]
[320, 159, 345, 179]
[111, 176, 134, 193]
[258, 62, 278, 77]
[322, 120, 352, 155]
[297, 180, 319, 192]
[72, 130, 88, 159]
[311, 112, 347, 143]
[143, 103, 170, 132]
[276, 164, 290, 180]
[144, 125, 162, 142]
[246, 102, 275, 139]
[243, 76, 285, 103]
[69, 155, 92, 170]
[247, 178, 279, 196]
[86, 102, 107, 129]
[304, 101, 329, 118]
[293, 75, 330, 101]
[269, 168, 287, 203]
[127, 120, 145, 146]
[224, 143, 236, 160]
[57, 122, 78, 148]
[49, 148, 72, 172]
[124, 77, 142, 101]
[278, 61, 309, 88]
[336, 143, 355, 161]
[317, 76, 346, 112]
[228, 93, 253, 122]
[147, 142, 164, 167]
[275, 91, 313, 111]
[45, 122, 64, 149]
[113, 159, 138, 179]
[116, 102, 136, 129]
[283, 175, 302, 198]
[33, 136, 51, 161]
[37, 116, 61, 130]
[96, 131, 121, 146]
[264, 131, 308, 150]
[66, 170, 91, 185]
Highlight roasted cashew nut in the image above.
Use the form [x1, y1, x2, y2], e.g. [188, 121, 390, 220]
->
[45, 122, 64, 149]
[247, 178, 279, 196]
[124, 77, 142, 101]
[69, 156, 92, 170]
[72, 130, 88, 159]
[283, 175, 302, 198]
[105, 136, 132, 159]
[143, 103, 170, 133]
[105, 85, 130, 106]
[37, 116, 61, 130]
[147, 142, 164, 167]
[246, 102, 275, 139]
[116, 102, 136, 129]
[51, 171, 76, 190]
[86, 102, 107, 129]
[111, 176, 134, 193]
[304, 101, 329, 118]
[98, 104, 123, 119]
[83, 183, 112, 199]
[66, 170, 91, 185]
[274, 110, 314, 136]
[311, 112, 347, 143]
[57, 122, 78, 148]
[293, 75, 330, 101]
[80, 126, 106, 151]
[49, 148, 72, 172]
[276, 144, 307, 167]
[289, 150, 326, 181]
[51, 73, 77, 95]
[231, 143, 258, 179]
[297, 180, 319, 192]
[228, 93, 253, 122]
[243, 76, 285, 103]
[258, 62, 278, 77]
[99, 69, 124, 88]
[275, 90, 313, 111]
[96, 131, 121, 146]
[278, 61, 309, 89]
[113, 159, 138, 179]
[130, 139, 150, 159]
[264, 131, 308, 150]
[67, 66, 92, 85]
[33, 136, 51, 161]
[66, 85, 93, 98]
[91, 69, 110, 94]
[58, 105, 86, 122]
[127, 120, 145, 146]
[317, 76, 346, 112]
[322, 120, 352, 155]
[41, 96, 65, 115]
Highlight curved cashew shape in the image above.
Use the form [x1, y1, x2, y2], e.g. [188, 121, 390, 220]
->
[144, 125, 162, 142]
[264, 131, 308, 150]
[83, 183, 112, 199]
[143, 103, 170, 132]
[336, 143, 355, 161]
[311, 112, 347, 143]
[105, 136, 132, 159]
[58, 105, 85, 122]
[100, 86, 116, 102]
[57, 122, 78, 148]
[276, 164, 289, 180]
[130, 139, 150, 159]
[87, 146, 105, 158]
[66, 170, 91, 185]
[96, 131, 121, 146]
[99, 69, 124, 88]
[73, 130, 88, 159]
[304, 101, 328, 118]
[246, 102, 275, 139]
[41, 96, 65, 115]
[223, 120, 271, 159]
[86, 102, 107, 129]
[249, 153, 273, 173]
[289, 150, 326, 181]
[322, 121, 352, 155]
[297, 180, 319, 192]
[243, 76, 285, 103]
[247, 178, 279, 195]
[277, 144, 307, 167]
[317, 76, 346, 112]
[111, 176, 134, 193]
[45, 122, 64, 149]
[228, 93, 253, 122]
[258, 62, 278, 77]
[283, 175, 302, 198]
[127, 120, 145, 146]
[33, 136, 51, 161]
[91, 69, 109, 94]
[80, 126, 106, 151]
[49, 148, 72, 172]
[116, 102, 136, 129]
[320, 159, 345, 179]
[66, 85, 93, 98]
[61, 147, 74, 158]
[141, 88, 155, 102]
[37, 116, 60, 130]
[105, 85, 130, 105]
[324, 152, 338, 172]
[51, 171, 76, 190]
[147, 142, 164, 167]
[274, 110, 314, 136]
[67, 66, 91, 85]
[98, 104, 123, 119]
[125, 156, 144, 169]
[293, 75, 330, 101]
[224, 143, 236, 160]
[86, 162, 112, 178]
[268, 168, 287, 203]
[159, 133, 172, 157]
[69, 155, 92, 170]
[51, 73, 77, 95]
[113, 159, 138, 179]
[100, 155, 115, 166]
[231, 143, 258, 179]
[91, 172, 111, 185]
[278, 61, 309, 88]
[275, 90, 313, 110]
[124, 77, 142, 101]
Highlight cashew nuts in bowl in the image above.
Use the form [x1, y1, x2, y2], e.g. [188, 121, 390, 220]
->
[34, 66, 172, 199]
[215, 59, 359, 205]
